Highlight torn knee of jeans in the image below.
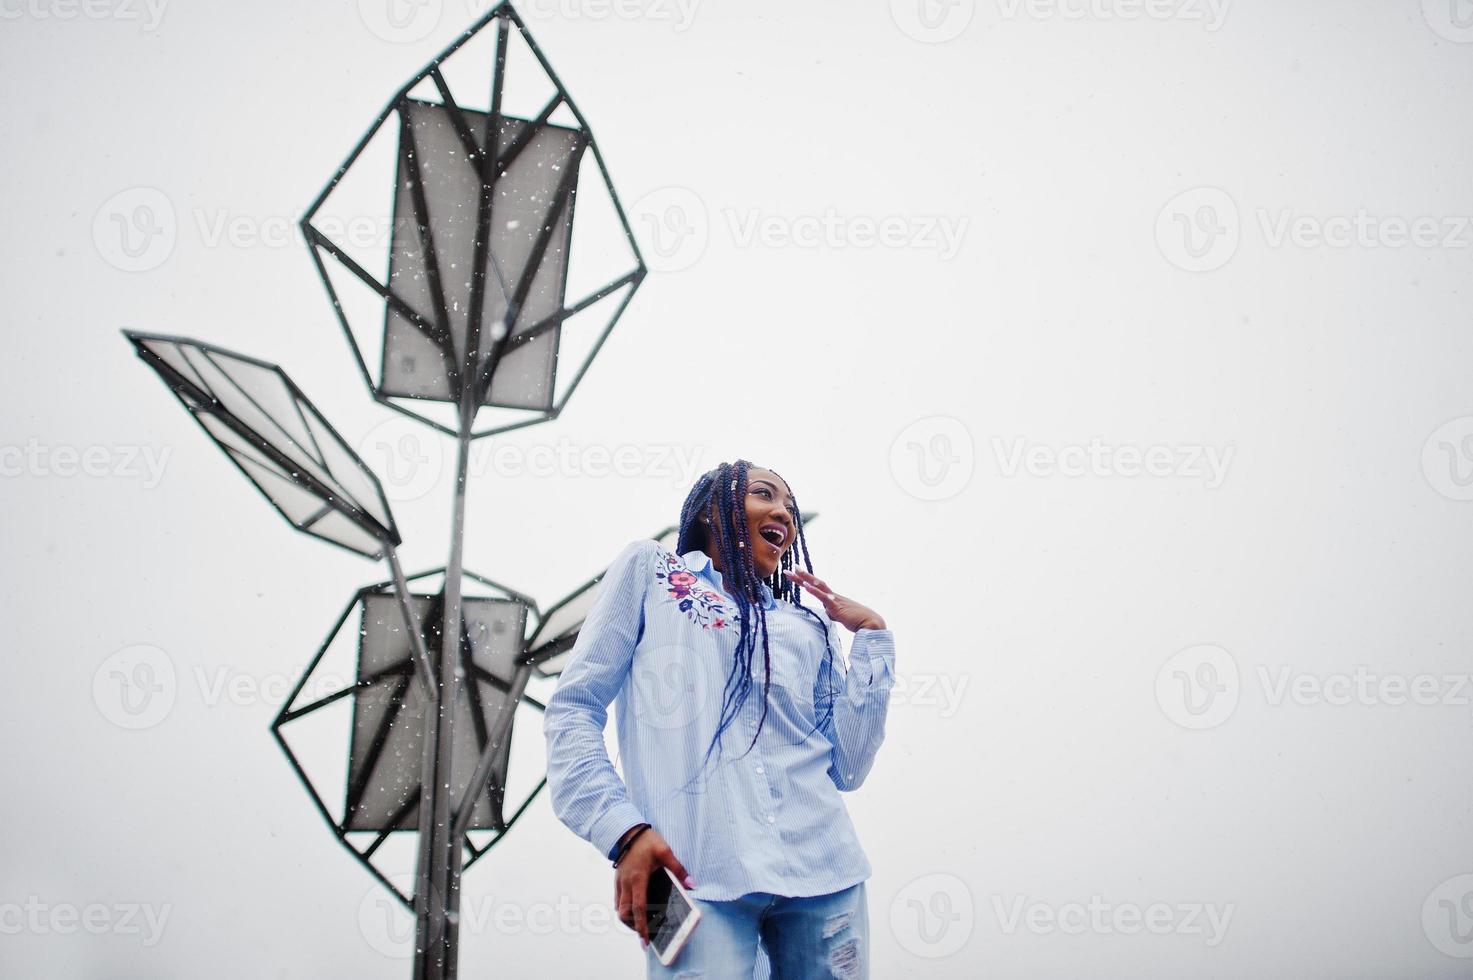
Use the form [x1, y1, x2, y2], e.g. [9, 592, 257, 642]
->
[827, 935, 861, 979]
[822, 910, 851, 939]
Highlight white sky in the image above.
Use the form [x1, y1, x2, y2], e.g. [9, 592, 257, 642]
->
[4, 0, 1473, 977]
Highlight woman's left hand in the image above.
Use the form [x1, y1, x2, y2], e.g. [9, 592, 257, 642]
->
[784, 568, 887, 632]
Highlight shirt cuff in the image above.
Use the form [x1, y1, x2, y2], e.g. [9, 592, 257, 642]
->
[592, 800, 648, 861]
[849, 628, 896, 689]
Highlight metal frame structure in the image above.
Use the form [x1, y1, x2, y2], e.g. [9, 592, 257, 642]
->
[126, 5, 647, 978]
[270, 568, 544, 907]
[301, 1, 646, 440]
[123, 331, 438, 696]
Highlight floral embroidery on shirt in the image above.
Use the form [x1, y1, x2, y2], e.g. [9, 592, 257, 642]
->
[654, 551, 729, 630]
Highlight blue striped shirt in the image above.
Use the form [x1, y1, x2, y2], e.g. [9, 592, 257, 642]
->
[542, 538, 896, 901]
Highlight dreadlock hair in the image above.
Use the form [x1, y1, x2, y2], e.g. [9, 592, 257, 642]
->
[674, 459, 840, 774]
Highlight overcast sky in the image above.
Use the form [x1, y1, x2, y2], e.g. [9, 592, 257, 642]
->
[4, 0, 1473, 977]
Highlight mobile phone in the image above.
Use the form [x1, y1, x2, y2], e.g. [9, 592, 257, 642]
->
[646, 866, 702, 966]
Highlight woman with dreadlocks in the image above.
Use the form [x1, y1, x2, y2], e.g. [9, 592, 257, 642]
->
[543, 460, 895, 979]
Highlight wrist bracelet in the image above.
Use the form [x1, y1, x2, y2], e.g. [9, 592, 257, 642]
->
[611, 823, 652, 868]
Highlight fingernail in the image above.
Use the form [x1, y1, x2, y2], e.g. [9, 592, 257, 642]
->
[683, 875, 696, 889]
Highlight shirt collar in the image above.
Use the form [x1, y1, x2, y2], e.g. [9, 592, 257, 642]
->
[681, 549, 777, 611]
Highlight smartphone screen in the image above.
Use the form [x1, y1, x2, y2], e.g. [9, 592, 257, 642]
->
[646, 867, 696, 961]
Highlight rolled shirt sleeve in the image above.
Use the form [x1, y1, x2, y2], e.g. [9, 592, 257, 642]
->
[542, 539, 657, 860]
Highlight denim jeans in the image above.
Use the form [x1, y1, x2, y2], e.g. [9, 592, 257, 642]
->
[644, 881, 868, 980]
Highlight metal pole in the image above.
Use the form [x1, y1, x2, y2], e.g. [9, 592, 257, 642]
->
[413, 390, 477, 980]
[393, 540, 443, 978]
[386, 546, 438, 695]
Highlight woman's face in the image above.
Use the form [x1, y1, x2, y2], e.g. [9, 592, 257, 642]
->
[707, 466, 797, 579]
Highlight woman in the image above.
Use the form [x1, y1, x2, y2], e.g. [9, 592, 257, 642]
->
[543, 459, 896, 979]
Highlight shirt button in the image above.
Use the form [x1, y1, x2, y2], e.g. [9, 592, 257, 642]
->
[767, 813, 776, 824]
[754, 765, 765, 775]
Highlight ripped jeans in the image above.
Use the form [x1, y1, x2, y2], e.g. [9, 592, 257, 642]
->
[645, 881, 868, 980]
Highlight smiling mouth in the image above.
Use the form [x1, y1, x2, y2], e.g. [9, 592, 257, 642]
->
[757, 525, 787, 552]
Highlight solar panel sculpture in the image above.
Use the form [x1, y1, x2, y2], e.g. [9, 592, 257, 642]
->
[125, 6, 646, 977]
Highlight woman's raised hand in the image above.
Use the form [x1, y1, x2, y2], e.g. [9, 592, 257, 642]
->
[784, 568, 887, 632]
